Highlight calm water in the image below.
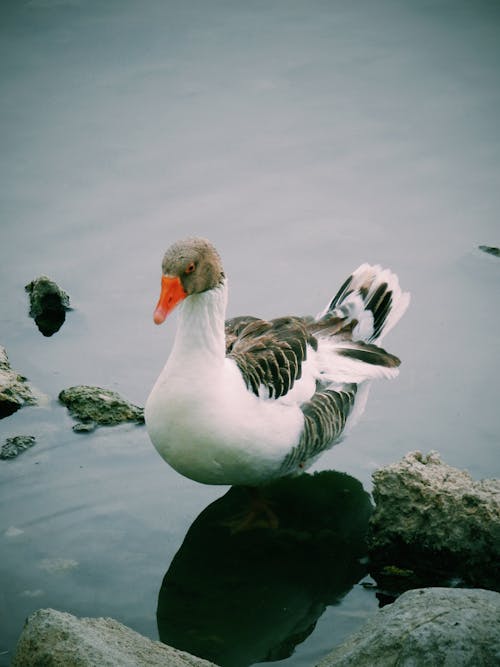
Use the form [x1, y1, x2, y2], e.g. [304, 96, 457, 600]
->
[1, 1, 499, 665]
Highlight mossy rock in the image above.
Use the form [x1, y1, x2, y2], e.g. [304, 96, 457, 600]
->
[59, 385, 144, 430]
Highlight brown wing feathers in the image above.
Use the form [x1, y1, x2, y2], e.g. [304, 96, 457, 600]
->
[337, 341, 400, 368]
[225, 301, 397, 474]
[226, 316, 316, 399]
[279, 387, 356, 474]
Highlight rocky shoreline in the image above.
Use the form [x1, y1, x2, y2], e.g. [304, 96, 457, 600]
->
[12, 589, 500, 667]
[8, 450, 500, 666]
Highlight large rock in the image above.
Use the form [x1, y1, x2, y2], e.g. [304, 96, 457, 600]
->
[12, 608, 218, 667]
[0, 345, 36, 418]
[59, 385, 144, 431]
[317, 587, 500, 667]
[368, 451, 500, 591]
[25, 275, 72, 336]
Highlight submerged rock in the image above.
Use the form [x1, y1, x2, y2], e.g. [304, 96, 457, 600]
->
[12, 608, 218, 667]
[0, 435, 36, 460]
[478, 244, 500, 257]
[368, 451, 500, 592]
[317, 587, 500, 667]
[58, 385, 144, 431]
[0, 346, 37, 418]
[25, 275, 72, 336]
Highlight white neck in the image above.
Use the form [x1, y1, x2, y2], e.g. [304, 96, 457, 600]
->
[169, 279, 228, 366]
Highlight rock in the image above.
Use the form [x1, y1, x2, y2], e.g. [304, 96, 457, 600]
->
[25, 275, 72, 336]
[58, 385, 144, 430]
[12, 608, 218, 667]
[0, 346, 36, 418]
[478, 244, 500, 257]
[1, 435, 36, 460]
[317, 587, 500, 667]
[368, 451, 500, 592]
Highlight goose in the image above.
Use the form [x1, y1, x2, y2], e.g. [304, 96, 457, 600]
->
[145, 237, 410, 487]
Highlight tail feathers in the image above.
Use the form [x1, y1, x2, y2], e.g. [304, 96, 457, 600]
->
[318, 263, 410, 343]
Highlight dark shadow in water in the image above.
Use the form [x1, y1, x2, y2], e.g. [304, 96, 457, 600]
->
[157, 471, 373, 667]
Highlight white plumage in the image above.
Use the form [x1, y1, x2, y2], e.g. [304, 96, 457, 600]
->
[145, 238, 410, 486]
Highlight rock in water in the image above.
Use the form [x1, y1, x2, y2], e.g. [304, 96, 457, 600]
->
[25, 275, 72, 336]
[1, 435, 36, 460]
[58, 385, 144, 431]
[0, 346, 36, 418]
[368, 451, 500, 591]
[317, 588, 500, 667]
[12, 608, 219, 667]
[478, 244, 500, 257]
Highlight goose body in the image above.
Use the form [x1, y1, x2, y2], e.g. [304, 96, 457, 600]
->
[145, 238, 410, 486]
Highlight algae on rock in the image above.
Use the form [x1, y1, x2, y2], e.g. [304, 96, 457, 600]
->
[59, 385, 144, 431]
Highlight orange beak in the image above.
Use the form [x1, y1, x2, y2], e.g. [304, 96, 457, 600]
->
[153, 275, 187, 324]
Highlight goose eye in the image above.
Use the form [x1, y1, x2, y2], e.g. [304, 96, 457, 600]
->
[185, 262, 196, 274]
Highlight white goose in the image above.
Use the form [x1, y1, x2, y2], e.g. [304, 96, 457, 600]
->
[145, 238, 410, 487]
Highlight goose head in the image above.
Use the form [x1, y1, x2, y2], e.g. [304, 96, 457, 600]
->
[153, 237, 225, 324]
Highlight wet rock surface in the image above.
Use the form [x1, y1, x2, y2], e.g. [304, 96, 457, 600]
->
[0, 345, 37, 418]
[368, 451, 500, 593]
[12, 608, 219, 667]
[317, 587, 500, 667]
[1, 435, 36, 460]
[58, 385, 144, 431]
[25, 275, 72, 336]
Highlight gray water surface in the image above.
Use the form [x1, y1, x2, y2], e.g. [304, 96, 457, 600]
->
[1, 1, 499, 665]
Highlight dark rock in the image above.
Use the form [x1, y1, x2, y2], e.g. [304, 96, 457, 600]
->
[25, 275, 72, 336]
[0, 346, 37, 418]
[1, 435, 36, 460]
[58, 385, 144, 429]
[317, 587, 500, 667]
[478, 245, 500, 257]
[368, 451, 500, 593]
[12, 608, 219, 667]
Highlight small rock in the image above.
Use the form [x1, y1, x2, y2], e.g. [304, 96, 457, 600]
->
[25, 275, 72, 336]
[12, 608, 219, 667]
[478, 245, 500, 257]
[368, 451, 500, 591]
[0, 346, 36, 418]
[72, 422, 97, 433]
[316, 587, 500, 667]
[0, 435, 36, 460]
[58, 385, 144, 429]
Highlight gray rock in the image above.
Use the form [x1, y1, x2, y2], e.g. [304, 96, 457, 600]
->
[478, 244, 500, 257]
[1, 435, 36, 460]
[12, 608, 218, 667]
[317, 587, 500, 667]
[25, 275, 72, 336]
[368, 451, 500, 591]
[59, 385, 144, 430]
[0, 345, 36, 418]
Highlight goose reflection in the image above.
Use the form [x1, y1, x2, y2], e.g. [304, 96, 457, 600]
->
[157, 470, 372, 667]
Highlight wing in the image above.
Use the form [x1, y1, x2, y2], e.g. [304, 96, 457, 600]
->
[225, 316, 318, 399]
[279, 387, 357, 475]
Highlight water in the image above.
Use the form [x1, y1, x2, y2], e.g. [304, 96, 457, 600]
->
[1, 0, 499, 664]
